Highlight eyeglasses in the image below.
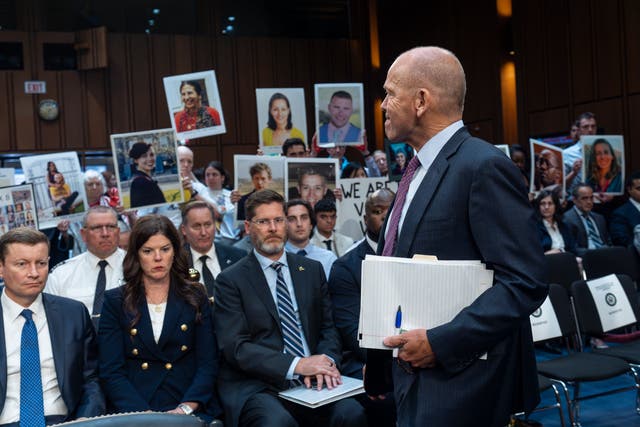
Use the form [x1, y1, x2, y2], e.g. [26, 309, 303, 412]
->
[250, 217, 286, 228]
[85, 224, 119, 233]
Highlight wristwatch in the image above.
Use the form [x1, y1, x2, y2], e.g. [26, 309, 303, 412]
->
[178, 403, 194, 415]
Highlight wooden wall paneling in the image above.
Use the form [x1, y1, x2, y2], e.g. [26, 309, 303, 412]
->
[232, 38, 257, 146]
[627, 94, 640, 170]
[59, 70, 84, 149]
[11, 31, 37, 151]
[544, 0, 571, 108]
[254, 38, 275, 87]
[330, 40, 350, 82]
[593, 0, 622, 99]
[528, 108, 570, 136]
[590, 98, 624, 134]
[106, 33, 132, 134]
[623, 0, 640, 94]
[568, 0, 595, 103]
[173, 35, 194, 75]
[272, 38, 293, 85]
[128, 34, 153, 132]
[151, 35, 174, 130]
[0, 74, 14, 150]
[309, 39, 331, 84]
[84, 69, 108, 149]
[194, 35, 216, 72]
[215, 37, 238, 146]
[520, 0, 547, 111]
[466, 119, 494, 144]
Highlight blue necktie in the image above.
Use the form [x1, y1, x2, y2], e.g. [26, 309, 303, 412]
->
[20, 309, 46, 427]
[583, 213, 604, 248]
[296, 249, 307, 256]
[271, 262, 305, 358]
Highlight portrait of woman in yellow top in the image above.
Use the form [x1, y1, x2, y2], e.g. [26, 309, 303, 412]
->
[261, 92, 304, 147]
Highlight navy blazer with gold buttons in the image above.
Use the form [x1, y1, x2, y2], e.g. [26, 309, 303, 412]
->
[97, 282, 221, 421]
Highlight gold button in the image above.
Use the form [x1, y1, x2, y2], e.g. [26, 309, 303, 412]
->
[181, 345, 188, 352]
[132, 348, 139, 356]
[181, 324, 188, 331]
[141, 362, 148, 370]
[130, 328, 138, 336]
[165, 363, 173, 370]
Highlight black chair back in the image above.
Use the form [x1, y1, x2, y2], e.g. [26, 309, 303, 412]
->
[544, 252, 582, 292]
[582, 246, 639, 281]
[546, 283, 579, 338]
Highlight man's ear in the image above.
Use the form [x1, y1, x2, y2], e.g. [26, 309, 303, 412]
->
[414, 88, 430, 117]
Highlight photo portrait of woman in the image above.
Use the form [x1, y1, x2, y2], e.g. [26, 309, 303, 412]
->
[47, 161, 60, 186]
[586, 138, 622, 193]
[129, 142, 167, 208]
[98, 214, 221, 421]
[174, 80, 221, 133]
[49, 172, 80, 216]
[262, 92, 305, 147]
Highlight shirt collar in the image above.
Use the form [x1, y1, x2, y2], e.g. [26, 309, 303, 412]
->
[365, 234, 378, 253]
[285, 241, 313, 252]
[574, 205, 590, 218]
[629, 198, 640, 212]
[87, 247, 123, 266]
[1, 290, 44, 321]
[415, 120, 464, 171]
[191, 243, 217, 260]
[253, 249, 288, 272]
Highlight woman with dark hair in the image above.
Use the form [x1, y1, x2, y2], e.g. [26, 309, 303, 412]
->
[203, 161, 241, 244]
[341, 162, 367, 179]
[509, 144, 530, 188]
[174, 80, 221, 132]
[391, 150, 407, 176]
[262, 92, 304, 147]
[533, 189, 576, 254]
[98, 215, 221, 421]
[47, 161, 60, 186]
[586, 138, 622, 193]
[128, 142, 166, 208]
[49, 172, 80, 215]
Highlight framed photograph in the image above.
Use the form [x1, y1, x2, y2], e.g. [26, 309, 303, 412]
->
[20, 152, 87, 229]
[0, 184, 38, 235]
[163, 70, 226, 140]
[314, 83, 364, 147]
[495, 144, 511, 159]
[256, 88, 308, 156]
[285, 158, 339, 210]
[529, 139, 565, 197]
[233, 155, 285, 222]
[110, 128, 183, 210]
[581, 135, 625, 195]
[384, 141, 415, 182]
[0, 168, 14, 187]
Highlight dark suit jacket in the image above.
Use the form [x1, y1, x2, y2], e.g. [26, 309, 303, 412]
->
[0, 291, 104, 420]
[185, 242, 246, 296]
[563, 207, 612, 255]
[328, 239, 374, 378]
[213, 252, 341, 427]
[610, 201, 640, 247]
[98, 284, 221, 421]
[536, 219, 578, 255]
[371, 127, 547, 427]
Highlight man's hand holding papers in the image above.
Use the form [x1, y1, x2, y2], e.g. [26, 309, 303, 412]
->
[383, 329, 436, 368]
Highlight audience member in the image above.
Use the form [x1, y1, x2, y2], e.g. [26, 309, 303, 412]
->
[180, 201, 245, 297]
[0, 228, 104, 425]
[284, 199, 337, 278]
[311, 199, 354, 257]
[281, 138, 308, 157]
[202, 161, 242, 245]
[509, 144, 530, 188]
[98, 215, 221, 421]
[341, 162, 367, 179]
[46, 206, 125, 325]
[213, 190, 366, 427]
[564, 112, 597, 198]
[610, 171, 640, 246]
[563, 184, 612, 255]
[533, 190, 577, 255]
[42, 220, 74, 270]
[372, 150, 389, 177]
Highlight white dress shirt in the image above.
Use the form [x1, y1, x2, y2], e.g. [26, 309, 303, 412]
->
[0, 292, 67, 424]
[543, 219, 565, 251]
[310, 228, 355, 258]
[45, 248, 125, 313]
[190, 245, 222, 283]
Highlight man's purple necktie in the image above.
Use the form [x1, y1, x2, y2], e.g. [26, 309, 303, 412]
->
[382, 156, 421, 256]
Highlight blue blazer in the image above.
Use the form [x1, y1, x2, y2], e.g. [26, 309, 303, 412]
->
[328, 239, 374, 378]
[370, 127, 547, 427]
[536, 219, 578, 255]
[610, 201, 640, 247]
[98, 283, 221, 421]
[318, 123, 362, 144]
[563, 208, 612, 255]
[0, 291, 104, 420]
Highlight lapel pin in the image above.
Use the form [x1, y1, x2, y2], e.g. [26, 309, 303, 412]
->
[298, 266, 305, 271]
[226, 259, 232, 264]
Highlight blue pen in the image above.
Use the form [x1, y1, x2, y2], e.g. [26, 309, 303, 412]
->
[393, 305, 402, 357]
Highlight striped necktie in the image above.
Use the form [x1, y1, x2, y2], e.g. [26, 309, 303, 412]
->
[583, 213, 604, 248]
[271, 262, 305, 358]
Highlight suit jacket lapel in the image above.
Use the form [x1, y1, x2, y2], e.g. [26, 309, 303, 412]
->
[136, 298, 165, 361]
[157, 287, 184, 350]
[247, 253, 279, 324]
[395, 128, 468, 257]
[43, 294, 67, 392]
[287, 254, 311, 340]
[216, 246, 234, 271]
[0, 290, 6, 409]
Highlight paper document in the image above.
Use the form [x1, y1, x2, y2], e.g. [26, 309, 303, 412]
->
[278, 376, 364, 408]
[358, 255, 493, 349]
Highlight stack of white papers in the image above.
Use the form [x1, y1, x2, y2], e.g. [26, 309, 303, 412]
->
[278, 376, 364, 408]
[358, 255, 493, 350]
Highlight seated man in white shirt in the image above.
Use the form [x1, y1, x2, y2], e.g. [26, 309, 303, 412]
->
[310, 199, 355, 258]
[46, 205, 125, 324]
[284, 199, 337, 278]
[0, 228, 104, 426]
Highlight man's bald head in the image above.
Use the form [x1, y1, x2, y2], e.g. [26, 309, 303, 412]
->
[177, 145, 194, 176]
[392, 47, 466, 118]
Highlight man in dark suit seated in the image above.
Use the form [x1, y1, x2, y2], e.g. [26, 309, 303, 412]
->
[610, 171, 640, 247]
[180, 200, 246, 297]
[563, 183, 612, 255]
[213, 189, 366, 427]
[0, 228, 104, 426]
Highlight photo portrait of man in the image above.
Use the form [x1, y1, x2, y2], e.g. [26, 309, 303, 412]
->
[315, 84, 364, 146]
[529, 139, 564, 195]
[286, 159, 339, 209]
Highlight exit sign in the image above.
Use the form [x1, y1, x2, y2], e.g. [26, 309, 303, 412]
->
[24, 81, 47, 94]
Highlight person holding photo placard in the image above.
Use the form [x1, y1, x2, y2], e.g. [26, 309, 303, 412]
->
[262, 93, 305, 147]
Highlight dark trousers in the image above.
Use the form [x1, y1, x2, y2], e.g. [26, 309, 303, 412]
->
[0, 414, 67, 427]
[240, 391, 367, 427]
